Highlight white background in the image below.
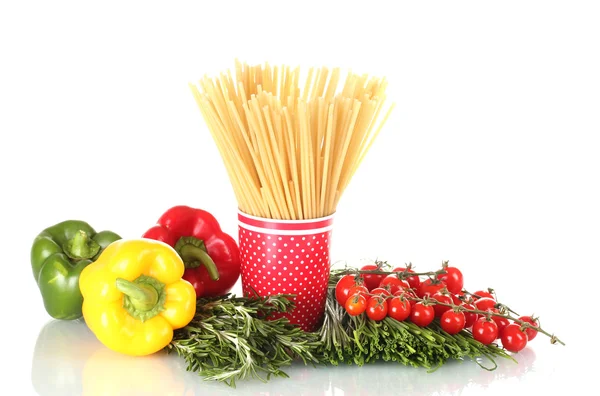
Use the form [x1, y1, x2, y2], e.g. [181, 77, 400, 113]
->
[1, 1, 598, 395]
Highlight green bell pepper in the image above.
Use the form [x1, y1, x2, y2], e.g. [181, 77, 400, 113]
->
[31, 220, 121, 320]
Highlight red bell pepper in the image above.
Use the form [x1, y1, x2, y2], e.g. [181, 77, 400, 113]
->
[142, 205, 240, 298]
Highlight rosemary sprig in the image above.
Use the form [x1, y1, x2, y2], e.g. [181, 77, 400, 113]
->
[167, 294, 322, 388]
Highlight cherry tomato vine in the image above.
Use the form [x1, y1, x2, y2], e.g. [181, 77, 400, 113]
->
[333, 260, 564, 354]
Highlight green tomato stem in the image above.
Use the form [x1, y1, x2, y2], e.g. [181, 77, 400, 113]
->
[404, 294, 565, 346]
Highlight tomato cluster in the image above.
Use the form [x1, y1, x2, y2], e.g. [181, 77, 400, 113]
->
[334, 263, 539, 353]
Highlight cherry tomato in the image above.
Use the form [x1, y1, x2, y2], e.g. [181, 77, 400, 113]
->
[450, 293, 463, 305]
[335, 275, 361, 306]
[430, 292, 453, 317]
[473, 290, 495, 300]
[347, 284, 369, 298]
[379, 275, 410, 294]
[417, 278, 445, 298]
[440, 311, 466, 335]
[366, 296, 388, 321]
[394, 289, 417, 308]
[437, 266, 464, 294]
[490, 311, 511, 339]
[388, 296, 412, 322]
[370, 287, 392, 297]
[345, 293, 367, 316]
[410, 303, 435, 327]
[501, 324, 528, 352]
[462, 303, 478, 328]
[472, 318, 498, 345]
[391, 267, 421, 290]
[474, 297, 496, 312]
[518, 316, 539, 341]
[360, 263, 386, 291]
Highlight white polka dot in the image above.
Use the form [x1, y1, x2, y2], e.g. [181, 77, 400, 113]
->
[278, 237, 282, 240]
[307, 242, 311, 246]
[267, 236, 271, 239]
[290, 237, 294, 241]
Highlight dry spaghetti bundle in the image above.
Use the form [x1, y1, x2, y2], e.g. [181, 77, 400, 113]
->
[190, 60, 394, 220]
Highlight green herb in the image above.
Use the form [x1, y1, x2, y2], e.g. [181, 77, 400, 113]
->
[169, 271, 519, 388]
[167, 294, 322, 388]
[316, 287, 515, 370]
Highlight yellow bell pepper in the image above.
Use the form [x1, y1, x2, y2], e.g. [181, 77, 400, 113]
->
[79, 238, 196, 356]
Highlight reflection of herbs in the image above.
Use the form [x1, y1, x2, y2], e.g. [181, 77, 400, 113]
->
[317, 287, 515, 371]
[168, 294, 322, 388]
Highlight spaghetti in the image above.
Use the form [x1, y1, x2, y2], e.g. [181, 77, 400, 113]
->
[190, 60, 395, 220]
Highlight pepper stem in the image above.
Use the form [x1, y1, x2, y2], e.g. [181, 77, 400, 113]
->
[116, 278, 159, 311]
[175, 237, 220, 281]
[63, 230, 101, 260]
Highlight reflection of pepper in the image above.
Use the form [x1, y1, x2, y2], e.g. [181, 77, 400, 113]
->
[79, 238, 196, 356]
[32, 319, 101, 396]
[31, 220, 121, 320]
[142, 205, 240, 298]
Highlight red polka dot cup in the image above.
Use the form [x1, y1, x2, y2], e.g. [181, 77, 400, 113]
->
[238, 211, 334, 332]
